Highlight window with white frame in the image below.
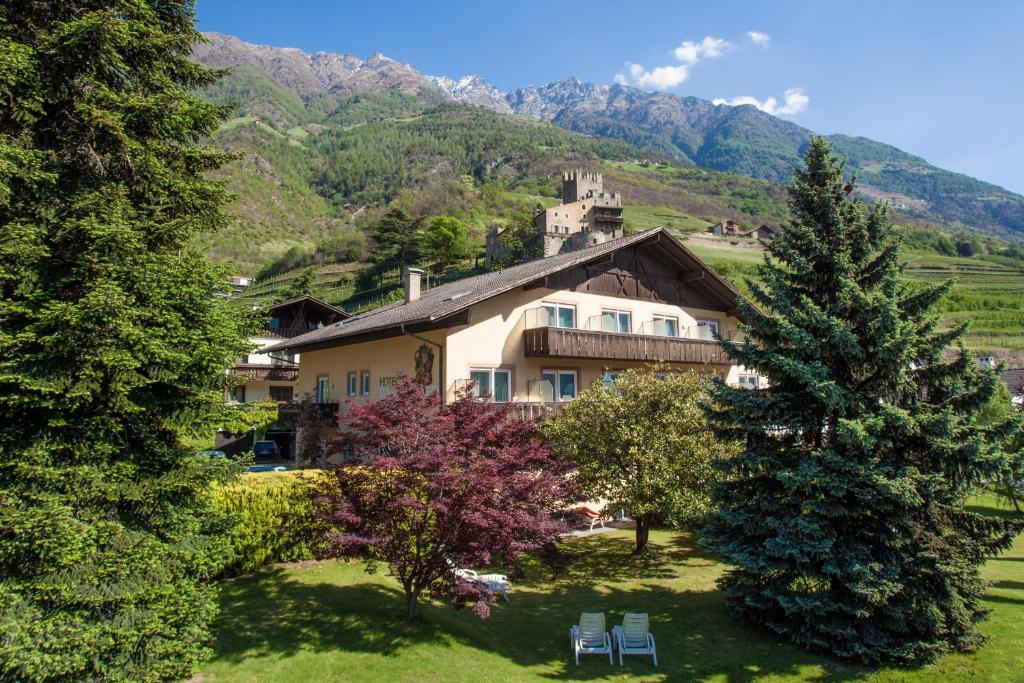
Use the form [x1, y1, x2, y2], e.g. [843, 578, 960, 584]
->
[652, 315, 678, 337]
[542, 369, 577, 401]
[738, 374, 758, 389]
[543, 302, 576, 328]
[346, 371, 357, 397]
[601, 309, 632, 333]
[469, 367, 511, 402]
[697, 319, 720, 341]
[360, 370, 371, 397]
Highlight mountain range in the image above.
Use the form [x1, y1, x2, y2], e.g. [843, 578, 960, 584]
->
[193, 32, 1024, 245]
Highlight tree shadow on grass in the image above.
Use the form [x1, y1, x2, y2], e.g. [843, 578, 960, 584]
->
[213, 567, 449, 664]
[210, 543, 874, 682]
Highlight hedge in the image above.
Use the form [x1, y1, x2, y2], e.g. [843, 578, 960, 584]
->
[211, 471, 325, 576]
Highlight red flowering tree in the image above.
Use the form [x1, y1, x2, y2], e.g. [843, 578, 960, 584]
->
[309, 375, 575, 621]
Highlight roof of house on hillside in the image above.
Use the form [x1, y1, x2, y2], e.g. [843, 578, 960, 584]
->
[1002, 368, 1024, 396]
[264, 228, 746, 354]
[268, 294, 350, 319]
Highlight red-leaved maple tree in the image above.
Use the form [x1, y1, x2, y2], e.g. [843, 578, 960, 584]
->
[310, 375, 575, 621]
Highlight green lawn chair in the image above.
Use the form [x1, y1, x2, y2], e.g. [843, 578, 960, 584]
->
[569, 612, 612, 665]
[612, 612, 657, 666]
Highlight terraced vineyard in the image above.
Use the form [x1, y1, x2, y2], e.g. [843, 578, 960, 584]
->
[685, 237, 1024, 361]
[905, 254, 1024, 354]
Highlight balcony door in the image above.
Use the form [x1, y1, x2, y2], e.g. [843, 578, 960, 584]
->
[601, 309, 632, 333]
[543, 302, 576, 329]
[316, 375, 330, 404]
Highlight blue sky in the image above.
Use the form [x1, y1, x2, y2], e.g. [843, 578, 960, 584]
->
[197, 0, 1024, 194]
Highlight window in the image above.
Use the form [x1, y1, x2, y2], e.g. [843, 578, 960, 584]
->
[360, 370, 371, 397]
[543, 302, 576, 328]
[697, 319, 720, 341]
[738, 374, 758, 389]
[542, 369, 577, 402]
[653, 315, 678, 337]
[316, 375, 330, 404]
[238, 354, 249, 365]
[602, 371, 619, 389]
[269, 385, 293, 402]
[601, 309, 632, 333]
[346, 371, 357, 397]
[469, 367, 511, 402]
[230, 385, 246, 403]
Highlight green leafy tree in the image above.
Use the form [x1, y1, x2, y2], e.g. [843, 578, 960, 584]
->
[0, 3, 254, 680]
[425, 215, 469, 268]
[701, 138, 1020, 665]
[544, 367, 736, 552]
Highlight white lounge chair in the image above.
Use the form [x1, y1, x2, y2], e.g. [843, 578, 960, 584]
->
[570, 612, 613, 665]
[476, 573, 511, 602]
[453, 567, 511, 602]
[612, 612, 657, 666]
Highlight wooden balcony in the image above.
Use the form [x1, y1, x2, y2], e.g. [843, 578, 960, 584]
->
[259, 327, 307, 339]
[229, 364, 299, 382]
[523, 326, 730, 364]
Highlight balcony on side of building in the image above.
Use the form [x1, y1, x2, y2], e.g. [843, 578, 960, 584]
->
[228, 364, 300, 382]
[521, 306, 740, 365]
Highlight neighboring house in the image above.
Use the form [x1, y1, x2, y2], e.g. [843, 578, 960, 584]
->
[706, 219, 744, 237]
[531, 169, 624, 257]
[264, 228, 763, 429]
[220, 295, 349, 459]
[746, 224, 782, 239]
[229, 295, 350, 404]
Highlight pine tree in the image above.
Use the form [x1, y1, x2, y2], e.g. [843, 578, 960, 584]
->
[0, 3, 253, 680]
[701, 138, 1020, 665]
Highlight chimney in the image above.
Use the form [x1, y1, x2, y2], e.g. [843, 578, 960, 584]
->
[403, 267, 423, 303]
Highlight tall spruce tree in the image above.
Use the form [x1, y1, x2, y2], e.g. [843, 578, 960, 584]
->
[702, 138, 1020, 665]
[0, 3, 253, 680]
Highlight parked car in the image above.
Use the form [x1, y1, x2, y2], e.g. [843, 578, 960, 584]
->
[196, 449, 228, 458]
[245, 465, 291, 473]
[252, 440, 280, 461]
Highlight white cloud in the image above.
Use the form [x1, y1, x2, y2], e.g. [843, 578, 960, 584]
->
[626, 62, 691, 89]
[713, 87, 809, 116]
[673, 36, 730, 63]
[746, 31, 771, 48]
[617, 35, 729, 91]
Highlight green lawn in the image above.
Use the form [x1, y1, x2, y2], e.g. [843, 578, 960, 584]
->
[198, 495, 1023, 682]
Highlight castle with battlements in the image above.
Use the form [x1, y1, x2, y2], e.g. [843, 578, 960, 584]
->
[484, 169, 625, 267]
[535, 170, 624, 256]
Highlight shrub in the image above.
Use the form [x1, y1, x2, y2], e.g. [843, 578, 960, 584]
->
[211, 472, 324, 576]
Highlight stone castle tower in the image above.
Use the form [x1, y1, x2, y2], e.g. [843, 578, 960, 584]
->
[561, 169, 604, 204]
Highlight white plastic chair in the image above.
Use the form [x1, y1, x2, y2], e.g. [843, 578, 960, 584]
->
[570, 612, 613, 665]
[612, 612, 657, 666]
[453, 567, 511, 602]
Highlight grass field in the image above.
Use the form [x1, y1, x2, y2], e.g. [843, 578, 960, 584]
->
[197, 495, 1023, 682]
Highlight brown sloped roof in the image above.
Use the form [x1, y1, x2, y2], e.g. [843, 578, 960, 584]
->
[268, 294, 350, 319]
[264, 228, 747, 354]
[1002, 368, 1024, 396]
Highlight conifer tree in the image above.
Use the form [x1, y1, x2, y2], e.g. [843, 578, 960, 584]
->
[702, 138, 1020, 665]
[0, 3, 253, 680]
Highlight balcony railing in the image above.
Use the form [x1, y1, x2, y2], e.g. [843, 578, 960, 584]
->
[523, 326, 731, 364]
[259, 327, 308, 339]
[229, 364, 299, 381]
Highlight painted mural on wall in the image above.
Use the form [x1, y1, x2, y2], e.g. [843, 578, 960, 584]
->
[414, 343, 434, 384]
